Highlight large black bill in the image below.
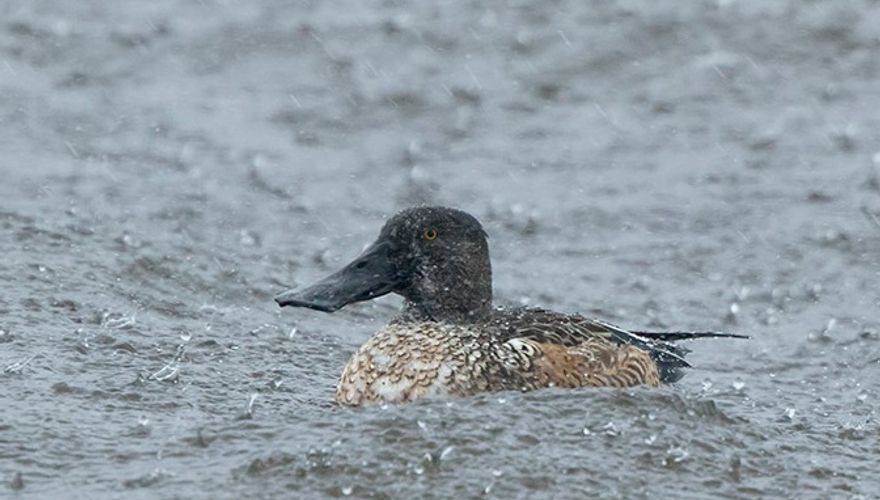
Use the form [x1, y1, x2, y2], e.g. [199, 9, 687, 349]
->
[274, 240, 400, 312]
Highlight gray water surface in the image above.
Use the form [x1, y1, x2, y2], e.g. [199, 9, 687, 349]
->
[2, 1, 879, 498]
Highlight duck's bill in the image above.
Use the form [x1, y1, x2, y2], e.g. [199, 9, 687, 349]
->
[274, 240, 400, 312]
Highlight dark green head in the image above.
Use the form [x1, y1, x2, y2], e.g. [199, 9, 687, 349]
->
[275, 206, 493, 323]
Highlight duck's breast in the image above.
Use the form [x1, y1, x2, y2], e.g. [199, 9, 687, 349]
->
[335, 323, 486, 406]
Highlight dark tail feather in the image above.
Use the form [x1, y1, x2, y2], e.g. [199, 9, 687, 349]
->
[652, 349, 690, 383]
[636, 331, 748, 383]
[632, 331, 749, 342]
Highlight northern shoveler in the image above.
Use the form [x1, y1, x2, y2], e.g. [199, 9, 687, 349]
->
[275, 206, 745, 406]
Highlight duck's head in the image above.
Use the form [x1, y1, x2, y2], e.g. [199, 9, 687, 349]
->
[275, 206, 493, 322]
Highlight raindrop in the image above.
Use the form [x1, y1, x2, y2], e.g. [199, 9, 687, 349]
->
[341, 486, 353, 496]
[823, 318, 837, 335]
[4, 354, 38, 374]
[102, 312, 137, 330]
[246, 393, 259, 417]
[731, 378, 746, 392]
[602, 422, 618, 436]
[857, 392, 867, 403]
[239, 230, 258, 247]
[148, 364, 179, 382]
[666, 446, 689, 463]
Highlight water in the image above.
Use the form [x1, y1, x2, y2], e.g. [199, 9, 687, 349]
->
[2, 0, 879, 498]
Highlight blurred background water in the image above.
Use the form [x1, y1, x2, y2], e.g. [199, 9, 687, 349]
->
[1, 0, 879, 498]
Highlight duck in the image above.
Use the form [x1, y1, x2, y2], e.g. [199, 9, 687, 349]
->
[275, 206, 745, 406]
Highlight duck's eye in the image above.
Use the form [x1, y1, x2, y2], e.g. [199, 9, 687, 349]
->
[423, 228, 438, 241]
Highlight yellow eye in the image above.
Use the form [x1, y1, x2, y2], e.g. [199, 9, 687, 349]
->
[423, 228, 438, 240]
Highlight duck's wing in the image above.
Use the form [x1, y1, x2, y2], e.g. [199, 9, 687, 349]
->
[498, 334, 666, 388]
[491, 308, 741, 384]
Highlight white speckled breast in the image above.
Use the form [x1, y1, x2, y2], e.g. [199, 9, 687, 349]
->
[335, 322, 495, 406]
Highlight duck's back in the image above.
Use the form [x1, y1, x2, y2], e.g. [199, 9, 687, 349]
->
[490, 307, 689, 386]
